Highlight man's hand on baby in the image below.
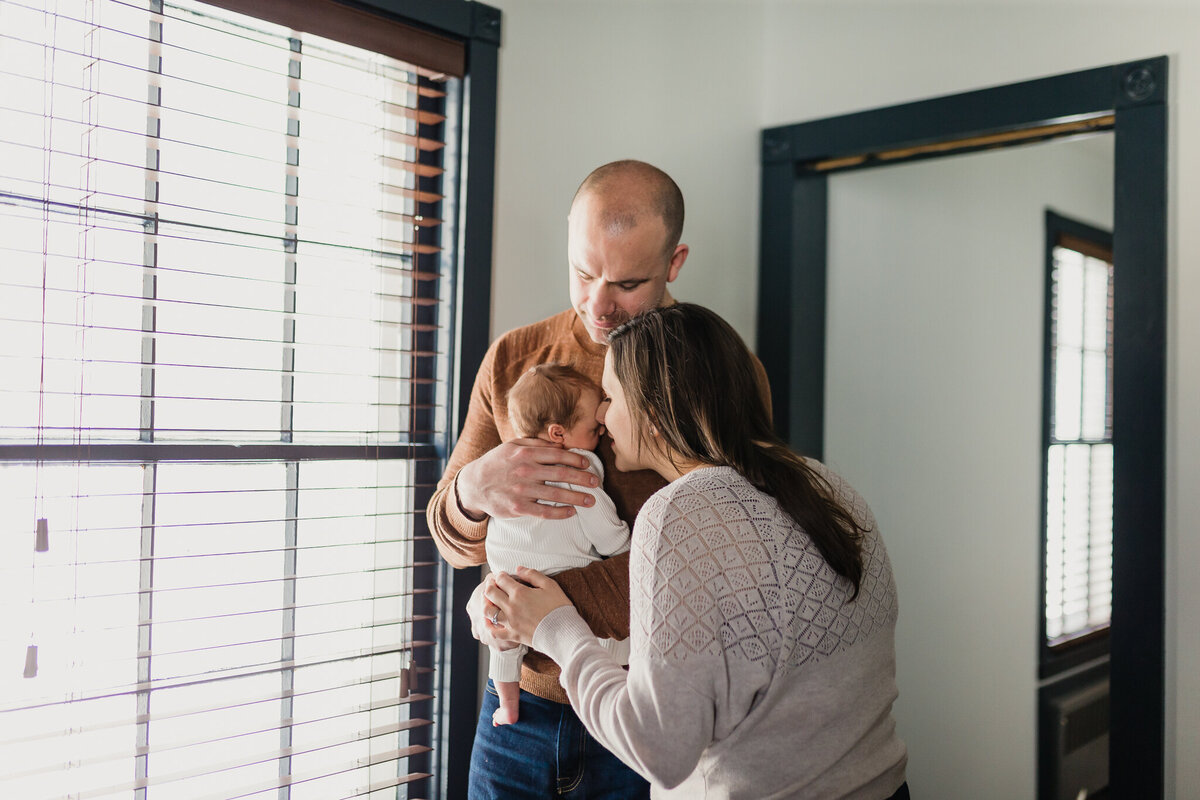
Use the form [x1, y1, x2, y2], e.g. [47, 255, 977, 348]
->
[456, 438, 598, 520]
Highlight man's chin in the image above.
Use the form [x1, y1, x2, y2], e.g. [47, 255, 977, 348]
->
[586, 323, 616, 344]
[577, 311, 631, 343]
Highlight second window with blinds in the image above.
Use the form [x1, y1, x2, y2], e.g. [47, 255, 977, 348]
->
[1041, 210, 1114, 676]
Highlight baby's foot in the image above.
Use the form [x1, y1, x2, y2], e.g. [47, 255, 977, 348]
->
[492, 705, 519, 726]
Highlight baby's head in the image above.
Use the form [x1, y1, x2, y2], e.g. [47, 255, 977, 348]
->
[507, 363, 605, 451]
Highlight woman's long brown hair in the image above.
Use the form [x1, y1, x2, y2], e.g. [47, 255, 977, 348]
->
[608, 303, 867, 598]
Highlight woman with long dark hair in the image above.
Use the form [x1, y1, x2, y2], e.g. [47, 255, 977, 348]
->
[486, 303, 909, 799]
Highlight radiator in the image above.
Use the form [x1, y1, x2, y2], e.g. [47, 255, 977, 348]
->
[1045, 675, 1109, 800]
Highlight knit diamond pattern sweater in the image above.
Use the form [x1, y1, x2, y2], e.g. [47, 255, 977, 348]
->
[533, 463, 908, 799]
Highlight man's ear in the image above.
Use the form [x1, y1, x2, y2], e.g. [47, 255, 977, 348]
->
[666, 243, 689, 283]
[546, 423, 566, 443]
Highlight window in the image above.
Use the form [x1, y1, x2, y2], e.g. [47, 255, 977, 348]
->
[1041, 210, 1113, 673]
[0, 0, 496, 797]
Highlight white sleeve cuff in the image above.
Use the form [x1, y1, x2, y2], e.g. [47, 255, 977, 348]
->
[532, 605, 594, 664]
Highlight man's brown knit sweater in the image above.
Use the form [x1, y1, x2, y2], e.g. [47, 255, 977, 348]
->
[427, 309, 667, 702]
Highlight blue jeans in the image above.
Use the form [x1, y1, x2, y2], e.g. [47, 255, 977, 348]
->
[468, 680, 651, 799]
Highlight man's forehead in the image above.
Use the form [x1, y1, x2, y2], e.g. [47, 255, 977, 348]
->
[568, 230, 667, 278]
[571, 203, 663, 236]
[570, 185, 666, 230]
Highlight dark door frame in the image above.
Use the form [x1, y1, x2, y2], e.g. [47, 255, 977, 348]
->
[757, 58, 1167, 797]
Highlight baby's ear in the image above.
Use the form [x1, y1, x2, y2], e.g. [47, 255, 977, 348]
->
[546, 423, 566, 443]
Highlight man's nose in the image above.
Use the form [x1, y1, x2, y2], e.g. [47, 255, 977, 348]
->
[587, 285, 615, 317]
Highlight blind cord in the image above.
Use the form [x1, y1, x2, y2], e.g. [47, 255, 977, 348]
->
[26, 0, 64, 682]
[69, 0, 103, 713]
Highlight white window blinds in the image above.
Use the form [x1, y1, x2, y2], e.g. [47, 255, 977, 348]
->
[1045, 238, 1114, 648]
[0, 0, 460, 796]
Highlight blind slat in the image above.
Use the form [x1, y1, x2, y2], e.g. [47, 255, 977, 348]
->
[0, 244, 441, 284]
[0, 194, 435, 263]
[0, 183, 444, 250]
[0, 316, 443, 344]
[0, 578, 435, 612]
[204, 758, 429, 800]
[6, 640, 437, 715]
[1, 608, 438, 645]
[1, 666, 433, 746]
[0, 280, 442, 320]
[0, 355, 443, 383]
[31, 747, 432, 800]
[0, 481, 422, 502]
[5, 717, 432, 785]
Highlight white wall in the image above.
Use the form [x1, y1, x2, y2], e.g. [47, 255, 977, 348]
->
[825, 135, 1112, 798]
[486, 0, 763, 341]
[485, 2, 1199, 796]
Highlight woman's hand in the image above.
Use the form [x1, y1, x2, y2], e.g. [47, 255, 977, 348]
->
[467, 580, 522, 651]
[483, 567, 574, 646]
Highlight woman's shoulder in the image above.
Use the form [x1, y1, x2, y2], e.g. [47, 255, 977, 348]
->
[800, 458, 877, 531]
[648, 460, 861, 507]
[647, 465, 743, 503]
[640, 466, 774, 528]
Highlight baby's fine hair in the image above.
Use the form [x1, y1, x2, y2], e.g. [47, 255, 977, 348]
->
[506, 363, 599, 439]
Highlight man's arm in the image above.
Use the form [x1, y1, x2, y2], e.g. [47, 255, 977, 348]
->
[482, 553, 632, 642]
[552, 552, 631, 640]
[427, 335, 608, 568]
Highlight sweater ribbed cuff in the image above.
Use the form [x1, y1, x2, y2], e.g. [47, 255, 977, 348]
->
[447, 472, 489, 539]
[532, 606, 593, 666]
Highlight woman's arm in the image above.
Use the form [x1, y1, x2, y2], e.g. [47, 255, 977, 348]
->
[491, 496, 724, 786]
[487, 564, 717, 787]
[533, 607, 716, 789]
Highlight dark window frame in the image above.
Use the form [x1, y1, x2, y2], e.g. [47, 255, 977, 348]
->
[757, 58, 1167, 797]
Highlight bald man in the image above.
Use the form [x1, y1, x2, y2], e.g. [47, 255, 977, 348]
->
[428, 161, 688, 799]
